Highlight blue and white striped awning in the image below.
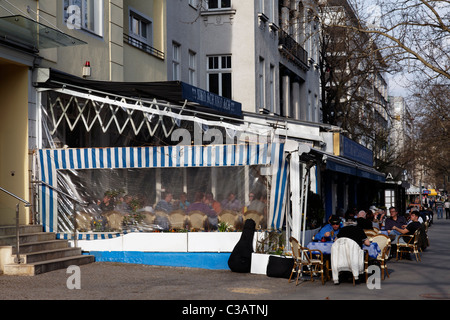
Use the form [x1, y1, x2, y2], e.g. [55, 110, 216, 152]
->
[38, 143, 288, 234]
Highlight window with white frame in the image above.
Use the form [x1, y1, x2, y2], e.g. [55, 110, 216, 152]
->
[64, 0, 103, 37]
[258, 57, 265, 109]
[207, 55, 232, 99]
[189, 50, 197, 86]
[207, 0, 231, 10]
[172, 42, 181, 81]
[129, 10, 152, 46]
[269, 64, 275, 113]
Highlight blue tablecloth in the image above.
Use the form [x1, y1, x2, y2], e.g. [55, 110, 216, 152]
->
[306, 241, 380, 259]
[307, 241, 334, 255]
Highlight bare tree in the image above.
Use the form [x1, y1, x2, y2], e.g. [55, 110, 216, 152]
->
[327, 0, 450, 82]
[409, 83, 450, 188]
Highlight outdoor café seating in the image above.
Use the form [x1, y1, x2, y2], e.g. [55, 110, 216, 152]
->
[187, 211, 207, 231]
[396, 229, 421, 261]
[364, 229, 378, 238]
[244, 210, 263, 228]
[289, 237, 325, 285]
[168, 210, 188, 230]
[219, 210, 240, 229]
[331, 237, 364, 286]
[370, 234, 391, 279]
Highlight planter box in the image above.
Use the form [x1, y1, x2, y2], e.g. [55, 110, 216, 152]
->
[188, 232, 242, 252]
[74, 232, 188, 252]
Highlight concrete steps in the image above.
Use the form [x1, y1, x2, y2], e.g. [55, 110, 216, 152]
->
[0, 225, 94, 276]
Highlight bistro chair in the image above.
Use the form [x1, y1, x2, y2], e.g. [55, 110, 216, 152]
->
[364, 229, 378, 238]
[396, 229, 421, 262]
[244, 210, 263, 228]
[168, 210, 188, 230]
[76, 211, 93, 232]
[370, 234, 391, 279]
[187, 210, 206, 231]
[105, 211, 123, 231]
[289, 237, 325, 285]
[218, 210, 238, 230]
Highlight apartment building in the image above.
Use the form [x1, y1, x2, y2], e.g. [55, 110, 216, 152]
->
[0, 0, 167, 225]
[166, 0, 321, 122]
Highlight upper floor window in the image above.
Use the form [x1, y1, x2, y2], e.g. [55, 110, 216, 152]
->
[207, 0, 231, 10]
[129, 10, 152, 46]
[64, 0, 103, 37]
[207, 55, 232, 99]
[172, 42, 181, 81]
[189, 50, 197, 86]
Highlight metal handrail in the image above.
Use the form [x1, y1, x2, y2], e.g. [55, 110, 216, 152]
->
[0, 186, 31, 207]
[31, 180, 88, 248]
[0, 186, 32, 264]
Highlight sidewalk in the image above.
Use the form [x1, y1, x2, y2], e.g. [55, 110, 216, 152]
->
[0, 219, 449, 300]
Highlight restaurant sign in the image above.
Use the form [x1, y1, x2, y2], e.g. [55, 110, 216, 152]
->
[334, 133, 374, 167]
[181, 82, 242, 118]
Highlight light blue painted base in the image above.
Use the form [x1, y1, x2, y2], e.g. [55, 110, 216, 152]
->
[87, 251, 232, 270]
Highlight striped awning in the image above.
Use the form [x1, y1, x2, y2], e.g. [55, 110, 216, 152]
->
[38, 143, 288, 234]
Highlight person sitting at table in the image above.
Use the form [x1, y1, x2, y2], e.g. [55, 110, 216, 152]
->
[391, 210, 422, 244]
[155, 191, 173, 213]
[313, 215, 341, 242]
[355, 210, 373, 230]
[336, 224, 371, 248]
[187, 192, 218, 230]
[385, 207, 407, 239]
[221, 192, 242, 211]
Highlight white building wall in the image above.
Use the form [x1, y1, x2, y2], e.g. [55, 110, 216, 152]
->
[166, 1, 321, 123]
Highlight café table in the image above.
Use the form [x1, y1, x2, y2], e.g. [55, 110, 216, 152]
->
[307, 241, 380, 259]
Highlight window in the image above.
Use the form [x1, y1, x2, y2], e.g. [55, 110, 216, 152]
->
[64, 0, 103, 37]
[208, 0, 231, 10]
[207, 55, 232, 99]
[189, 51, 197, 86]
[258, 57, 265, 109]
[172, 43, 181, 81]
[130, 11, 152, 46]
[269, 64, 275, 113]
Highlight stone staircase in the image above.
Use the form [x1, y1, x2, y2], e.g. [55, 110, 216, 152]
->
[0, 225, 94, 276]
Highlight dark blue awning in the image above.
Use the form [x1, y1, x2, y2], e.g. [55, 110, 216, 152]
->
[326, 158, 385, 182]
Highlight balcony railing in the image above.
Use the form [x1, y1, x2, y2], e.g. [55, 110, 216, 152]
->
[124, 34, 165, 60]
[278, 29, 308, 69]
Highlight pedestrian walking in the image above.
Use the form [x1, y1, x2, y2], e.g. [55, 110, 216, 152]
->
[435, 199, 444, 219]
[444, 198, 450, 219]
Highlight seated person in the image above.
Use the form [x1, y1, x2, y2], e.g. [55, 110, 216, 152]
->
[385, 207, 407, 238]
[355, 210, 373, 230]
[221, 192, 242, 211]
[177, 192, 190, 211]
[337, 225, 371, 248]
[314, 215, 341, 242]
[205, 192, 221, 214]
[187, 192, 218, 230]
[155, 192, 173, 213]
[391, 211, 422, 244]
[246, 192, 265, 214]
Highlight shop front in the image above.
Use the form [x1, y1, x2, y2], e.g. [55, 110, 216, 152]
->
[32, 69, 295, 269]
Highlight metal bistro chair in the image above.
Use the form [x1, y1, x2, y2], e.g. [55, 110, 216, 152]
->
[370, 234, 391, 279]
[289, 237, 325, 285]
[396, 229, 421, 262]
